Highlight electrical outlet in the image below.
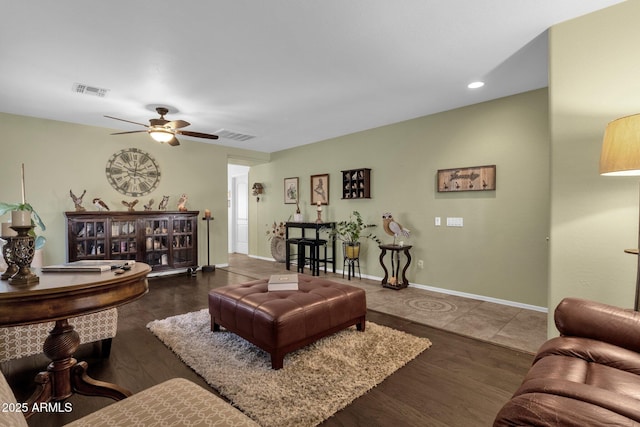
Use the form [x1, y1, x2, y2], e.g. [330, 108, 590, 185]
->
[435, 217, 441, 226]
[417, 260, 424, 269]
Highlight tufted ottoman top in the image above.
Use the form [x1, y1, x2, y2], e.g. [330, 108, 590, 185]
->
[208, 274, 366, 351]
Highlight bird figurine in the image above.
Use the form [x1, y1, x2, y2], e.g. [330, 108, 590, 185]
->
[121, 199, 139, 212]
[177, 193, 188, 211]
[70, 189, 86, 211]
[93, 198, 110, 211]
[158, 195, 169, 211]
[382, 212, 410, 245]
[144, 198, 154, 211]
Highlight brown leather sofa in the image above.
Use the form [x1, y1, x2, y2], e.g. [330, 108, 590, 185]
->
[494, 297, 640, 426]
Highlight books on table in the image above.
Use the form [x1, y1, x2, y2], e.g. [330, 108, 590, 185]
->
[42, 260, 135, 273]
[268, 274, 299, 291]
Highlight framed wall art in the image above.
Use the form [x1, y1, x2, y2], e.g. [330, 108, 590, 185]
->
[284, 177, 298, 204]
[437, 165, 496, 192]
[310, 173, 329, 205]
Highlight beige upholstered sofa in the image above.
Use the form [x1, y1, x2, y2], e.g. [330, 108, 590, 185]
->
[0, 370, 259, 427]
[0, 308, 118, 363]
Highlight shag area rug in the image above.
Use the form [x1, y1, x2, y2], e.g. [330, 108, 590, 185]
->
[147, 309, 431, 427]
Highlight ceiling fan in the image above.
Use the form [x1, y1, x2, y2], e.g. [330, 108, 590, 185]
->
[104, 107, 219, 146]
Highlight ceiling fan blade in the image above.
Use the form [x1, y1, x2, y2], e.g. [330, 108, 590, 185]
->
[167, 136, 180, 146]
[110, 130, 148, 135]
[177, 130, 219, 140]
[166, 120, 190, 129]
[104, 115, 148, 127]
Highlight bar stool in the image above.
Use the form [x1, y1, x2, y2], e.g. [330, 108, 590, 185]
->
[286, 237, 301, 270]
[297, 239, 314, 273]
[312, 239, 329, 275]
[297, 239, 328, 275]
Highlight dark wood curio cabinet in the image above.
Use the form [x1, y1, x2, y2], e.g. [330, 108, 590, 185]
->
[65, 211, 198, 272]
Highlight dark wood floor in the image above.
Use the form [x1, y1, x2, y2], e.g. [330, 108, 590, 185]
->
[2, 266, 533, 427]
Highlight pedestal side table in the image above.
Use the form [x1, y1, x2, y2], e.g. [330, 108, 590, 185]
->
[378, 244, 413, 289]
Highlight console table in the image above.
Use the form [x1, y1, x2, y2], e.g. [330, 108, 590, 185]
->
[285, 222, 336, 275]
[379, 244, 413, 289]
[0, 263, 151, 418]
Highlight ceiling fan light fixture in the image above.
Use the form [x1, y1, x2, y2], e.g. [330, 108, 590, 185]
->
[105, 108, 217, 146]
[149, 129, 174, 143]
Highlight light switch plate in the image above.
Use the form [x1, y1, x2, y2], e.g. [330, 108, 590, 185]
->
[446, 217, 463, 227]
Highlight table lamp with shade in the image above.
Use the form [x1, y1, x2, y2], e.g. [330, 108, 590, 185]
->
[600, 113, 640, 310]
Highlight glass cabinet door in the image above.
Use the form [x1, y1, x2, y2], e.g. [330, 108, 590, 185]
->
[110, 219, 137, 260]
[143, 218, 169, 267]
[172, 217, 195, 266]
[71, 219, 106, 260]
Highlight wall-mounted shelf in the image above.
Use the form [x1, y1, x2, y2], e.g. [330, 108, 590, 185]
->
[341, 168, 371, 199]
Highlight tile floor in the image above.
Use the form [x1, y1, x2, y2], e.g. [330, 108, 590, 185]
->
[223, 254, 548, 354]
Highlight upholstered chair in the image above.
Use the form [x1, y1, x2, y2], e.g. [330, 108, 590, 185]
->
[0, 308, 118, 363]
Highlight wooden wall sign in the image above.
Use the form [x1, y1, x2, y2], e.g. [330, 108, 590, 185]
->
[437, 165, 496, 192]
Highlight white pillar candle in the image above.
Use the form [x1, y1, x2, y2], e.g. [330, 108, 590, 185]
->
[11, 210, 31, 227]
[1, 222, 17, 237]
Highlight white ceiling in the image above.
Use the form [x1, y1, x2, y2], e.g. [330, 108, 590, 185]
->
[0, 1, 625, 153]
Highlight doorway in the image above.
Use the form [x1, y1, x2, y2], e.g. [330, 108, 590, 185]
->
[228, 164, 249, 254]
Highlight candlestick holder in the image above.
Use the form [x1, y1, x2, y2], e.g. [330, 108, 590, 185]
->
[1, 237, 18, 280]
[202, 216, 215, 272]
[8, 225, 39, 285]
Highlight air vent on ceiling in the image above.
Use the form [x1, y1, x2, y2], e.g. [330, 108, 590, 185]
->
[72, 83, 109, 98]
[216, 129, 255, 142]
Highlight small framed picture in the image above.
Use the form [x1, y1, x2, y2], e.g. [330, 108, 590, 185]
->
[310, 174, 329, 205]
[284, 177, 298, 204]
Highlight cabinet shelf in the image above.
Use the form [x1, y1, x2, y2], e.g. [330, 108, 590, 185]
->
[341, 168, 371, 199]
[66, 211, 198, 272]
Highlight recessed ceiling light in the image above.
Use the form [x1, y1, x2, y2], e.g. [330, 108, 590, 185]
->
[468, 81, 485, 89]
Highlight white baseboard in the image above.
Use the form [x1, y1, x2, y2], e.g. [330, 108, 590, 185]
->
[244, 255, 548, 313]
[249, 254, 277, 262]
[408, 283, 547, 313]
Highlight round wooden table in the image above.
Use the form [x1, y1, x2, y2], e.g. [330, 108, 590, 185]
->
[0, 262, 151, 418]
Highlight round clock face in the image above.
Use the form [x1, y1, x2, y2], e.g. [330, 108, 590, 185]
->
[105, 148, 161, 197]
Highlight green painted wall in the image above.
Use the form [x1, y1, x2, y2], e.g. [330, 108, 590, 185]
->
[549, 1, 640, 334]
[0, 112, 269, 268]
[250, 89, 550, 307]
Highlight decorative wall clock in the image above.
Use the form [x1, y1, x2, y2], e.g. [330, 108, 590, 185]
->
[105, 148, 161, 196]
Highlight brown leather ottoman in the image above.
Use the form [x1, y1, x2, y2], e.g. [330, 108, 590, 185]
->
[208, 274, 366, 369]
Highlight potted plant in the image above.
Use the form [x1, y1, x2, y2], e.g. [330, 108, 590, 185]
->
[0, 202, 46, 249]
[332, 211, 380, 259]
